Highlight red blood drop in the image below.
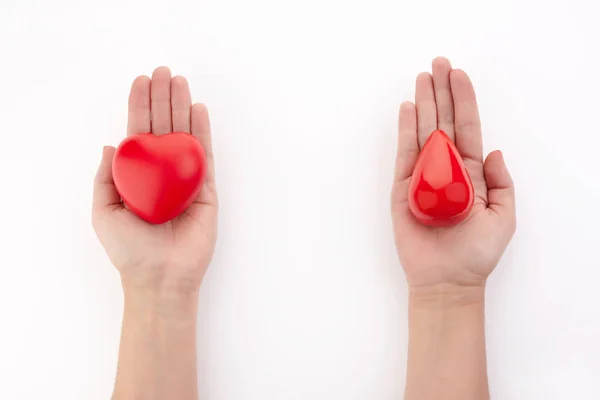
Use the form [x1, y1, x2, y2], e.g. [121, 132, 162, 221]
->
[408, 130, 474, 227]
[112, 132, 206, 224]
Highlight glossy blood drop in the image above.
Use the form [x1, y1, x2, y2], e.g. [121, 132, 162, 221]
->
[408, 130, 474, 227]
[112, 132, 206, 224]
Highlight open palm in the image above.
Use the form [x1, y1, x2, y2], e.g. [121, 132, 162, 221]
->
[391, 58, 515, 288]
[92, 67, 217, 291]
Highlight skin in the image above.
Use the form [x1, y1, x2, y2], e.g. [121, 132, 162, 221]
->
[92, 67, 217, 400]
[392, 57, 516, 400]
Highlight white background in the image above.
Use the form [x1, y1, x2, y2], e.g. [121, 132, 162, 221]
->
[1, 0, 599, 398]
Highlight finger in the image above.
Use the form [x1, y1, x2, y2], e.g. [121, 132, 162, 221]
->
[127, 76, 151, 136]
[450, 69, 483, 162]
[93, 146, 121, 212]
[171, 75, 192, 133]
[484, 150, 515, 216]
[431, 57, 455, 140]
[415, 72, 437, 149]
[191, 103, 215, 185]
[150, 66, 173, 135]
[395, 101, 419, 182]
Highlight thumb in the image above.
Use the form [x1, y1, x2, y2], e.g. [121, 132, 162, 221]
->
[93, 146, 121, 214]
[484, 150, 515, 218]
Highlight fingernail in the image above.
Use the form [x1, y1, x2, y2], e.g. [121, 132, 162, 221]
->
[400, 101, 414, 111]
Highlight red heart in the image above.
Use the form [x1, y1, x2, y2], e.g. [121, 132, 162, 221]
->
[112, 132, 207, 224]
[408, 130, 474, 227]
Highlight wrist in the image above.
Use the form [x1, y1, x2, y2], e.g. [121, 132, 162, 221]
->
[119, 261, 204, 294]
[122, 282, 199, 324]
[409, 283, 485, 309]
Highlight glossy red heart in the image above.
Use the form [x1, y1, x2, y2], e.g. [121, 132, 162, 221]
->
[112, 132, 206, 224]
[408, 130, 474, 227]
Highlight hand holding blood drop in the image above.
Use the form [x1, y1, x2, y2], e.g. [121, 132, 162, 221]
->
[112, 132, 207, 224]
[408, 130, 474, 227]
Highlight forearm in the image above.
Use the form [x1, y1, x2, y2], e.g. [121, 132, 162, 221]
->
[112, 285, 199, 400]
[404, 284, 488, 400]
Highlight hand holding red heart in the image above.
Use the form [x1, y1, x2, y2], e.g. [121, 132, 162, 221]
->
[392, 57, 516, 290]
[92, 67, 217, 295]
